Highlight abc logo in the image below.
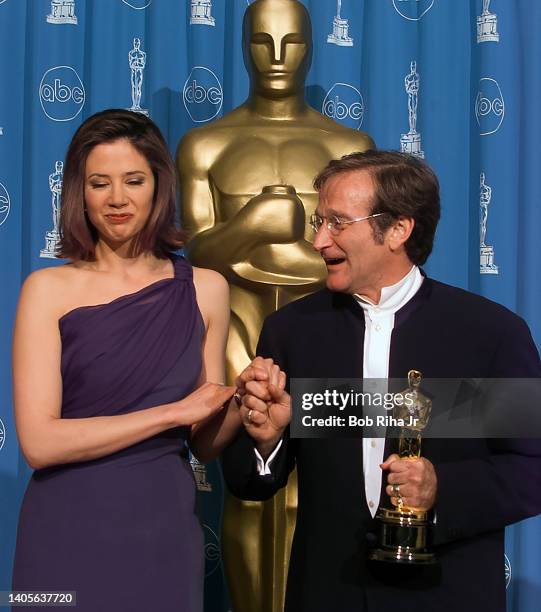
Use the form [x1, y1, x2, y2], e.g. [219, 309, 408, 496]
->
[203, 524, 221, 577]
[322, 83, 365, 130]
[121, 0, 152, 9]
[475, 77, 505, 136]
[183, 66, 223, 123]
[39, 66, 85, 122]
[504, 554, 512, 589]
[0, 417, 5, 451]
[393, 0, 435, 21]
[0, 182, 11, 227]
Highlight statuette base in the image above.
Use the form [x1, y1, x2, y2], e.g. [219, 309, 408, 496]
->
[46, 16, 77, 25]
[40, 231, 60, 259]
[477, 15, 499, 43]
[480, 245, 498, 274]
[370, 507, 436, 565]
[126, 106, 149, 116]
[190, 17, 215, 26]
[400, 132, 424, 159]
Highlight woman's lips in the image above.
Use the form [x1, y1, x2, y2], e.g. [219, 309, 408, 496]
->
[105, 214, 132, 224]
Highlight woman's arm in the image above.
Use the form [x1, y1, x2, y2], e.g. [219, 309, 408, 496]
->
[190, 267, 242, 463]
[12, 269, 233, 470]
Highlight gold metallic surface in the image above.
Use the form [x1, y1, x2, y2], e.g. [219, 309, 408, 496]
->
[371, 371, 436, 565]
[177, 1, 374, 609]
[396, 369, 432, 475]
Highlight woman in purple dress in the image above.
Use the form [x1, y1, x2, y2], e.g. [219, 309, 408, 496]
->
[12, 109, 240, 611]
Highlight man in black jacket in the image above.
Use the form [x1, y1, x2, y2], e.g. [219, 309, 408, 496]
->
[222, 150, 541, 612]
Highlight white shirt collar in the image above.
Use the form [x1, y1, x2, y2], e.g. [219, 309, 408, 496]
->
[353, 266, 423, 317]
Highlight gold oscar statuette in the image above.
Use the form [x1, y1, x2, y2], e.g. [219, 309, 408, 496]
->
[177, 1, 374, 609]
[370, 370, 437, 564]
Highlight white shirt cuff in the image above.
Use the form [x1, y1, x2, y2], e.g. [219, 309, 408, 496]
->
[254, 439, 283, 475]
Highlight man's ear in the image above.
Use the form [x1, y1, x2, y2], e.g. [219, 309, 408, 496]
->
[387, 217, 415, 251]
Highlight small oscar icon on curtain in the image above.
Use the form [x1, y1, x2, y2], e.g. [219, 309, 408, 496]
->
[189, 454, 213, 492]
[477, 0, 499, 43]
[190, 0, 215, 26]
[479, 172, 498, 274]
[127, 38, 149, 116]
[327, 0, 353, 47]
[400, 61, 424, 159]
[370, 370, 436, 564]
[40, 161, 63, 259]
[46, 0, 78, 25]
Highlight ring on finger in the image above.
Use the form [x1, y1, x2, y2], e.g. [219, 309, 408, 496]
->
[247, 409, 253, 422]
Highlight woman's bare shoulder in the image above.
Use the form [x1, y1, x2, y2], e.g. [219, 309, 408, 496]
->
[192, 266, 228, 293]
[191, 267, 229, 324]
[19, 264, 83, 317]
[22, 263, 81, 290]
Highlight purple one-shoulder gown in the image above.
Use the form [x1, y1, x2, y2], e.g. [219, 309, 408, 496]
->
[13, 256, 205, 611]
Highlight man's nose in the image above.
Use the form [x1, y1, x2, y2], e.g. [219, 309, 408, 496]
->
[313, 224, 334, 251]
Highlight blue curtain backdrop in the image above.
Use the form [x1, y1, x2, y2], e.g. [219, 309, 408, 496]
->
[0, 1, 540, 610]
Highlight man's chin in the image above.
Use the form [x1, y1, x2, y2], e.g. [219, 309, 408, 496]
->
[325, 276, 349, 294]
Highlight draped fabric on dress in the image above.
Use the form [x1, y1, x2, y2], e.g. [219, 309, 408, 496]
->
[13, 255, 206, 612]
[60, 255, 201, 419]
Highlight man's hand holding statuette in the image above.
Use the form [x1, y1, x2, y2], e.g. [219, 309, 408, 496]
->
[381, 454, 437, 511]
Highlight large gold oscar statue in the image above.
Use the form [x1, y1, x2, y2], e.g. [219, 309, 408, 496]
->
[177, 1, 373, 610]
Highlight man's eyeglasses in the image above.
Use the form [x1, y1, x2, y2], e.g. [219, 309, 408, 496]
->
[309, 212, 385, 236]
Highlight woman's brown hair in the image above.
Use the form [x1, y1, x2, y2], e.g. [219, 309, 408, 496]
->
[58, 109, 184, 260]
